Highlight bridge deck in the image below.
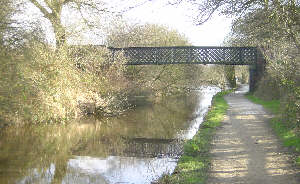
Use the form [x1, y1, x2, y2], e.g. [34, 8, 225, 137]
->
[109, 46, 257, 65]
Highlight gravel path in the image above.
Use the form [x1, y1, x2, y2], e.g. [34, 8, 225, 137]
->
[206, 87, 300, 184]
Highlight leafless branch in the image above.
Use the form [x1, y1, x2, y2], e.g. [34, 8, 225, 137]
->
[28, 0, 51, 19]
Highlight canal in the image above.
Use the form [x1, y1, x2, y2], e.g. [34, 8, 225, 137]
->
[0, 87, 220, 184]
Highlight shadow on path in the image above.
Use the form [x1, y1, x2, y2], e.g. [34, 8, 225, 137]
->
[207, 86, 300, 184]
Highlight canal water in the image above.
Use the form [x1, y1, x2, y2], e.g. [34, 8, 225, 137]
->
[0, 87, 220, 184]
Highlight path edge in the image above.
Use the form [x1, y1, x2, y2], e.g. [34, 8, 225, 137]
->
[157, 89, 232, 184]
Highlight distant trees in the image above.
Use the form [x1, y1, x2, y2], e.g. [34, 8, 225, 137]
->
[107, 22, 201, 96]
[107, 23, 190, 47]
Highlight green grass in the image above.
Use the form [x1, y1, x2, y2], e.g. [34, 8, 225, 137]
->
[159, 90, 230, 184]
[246, 94, 300, 166]
[245, 94, 280, 114]
[270, 119, 300, 165]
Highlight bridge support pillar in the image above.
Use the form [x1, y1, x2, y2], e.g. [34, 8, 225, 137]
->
[249, 49, 265, 92]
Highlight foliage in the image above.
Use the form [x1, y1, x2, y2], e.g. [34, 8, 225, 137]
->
[0, 0, 247, 126]
[224, 0, 300, 129]
[186, 0, 300, 167]
[107, 23, 189, 47]
[0, 1, 137, 125]
[107, 22, 205, 96]
[271, 118, 300, 162]
[0, 3, 231, 125]
[159, 90, 230, 184]
[107, 22, 234, 96]
[0, 42, 130, 125]
[235, 65, 249, 84]
[224, 65, 236, 88]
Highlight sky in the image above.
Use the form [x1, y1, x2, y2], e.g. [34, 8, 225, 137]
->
[122, 1, 233, 46]
[19, 0, 233, 46]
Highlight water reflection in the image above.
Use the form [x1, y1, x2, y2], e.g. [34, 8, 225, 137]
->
[0, 87, 219, 184]
[66, 156, 177, 184]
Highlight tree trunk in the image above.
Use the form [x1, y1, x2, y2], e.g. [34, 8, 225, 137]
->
[49, 16, 66, 48]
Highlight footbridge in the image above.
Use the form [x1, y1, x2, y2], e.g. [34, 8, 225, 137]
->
[108, 46, 265, 91]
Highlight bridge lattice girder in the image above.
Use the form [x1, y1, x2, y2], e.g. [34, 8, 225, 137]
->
[109, 46, 257, 65]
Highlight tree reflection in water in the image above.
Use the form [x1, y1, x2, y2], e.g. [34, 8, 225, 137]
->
[0, 87, 219, 184]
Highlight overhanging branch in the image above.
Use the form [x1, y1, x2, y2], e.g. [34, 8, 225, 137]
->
[28, 0, 51, 19]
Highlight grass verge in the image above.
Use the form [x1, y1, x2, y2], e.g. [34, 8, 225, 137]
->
[159, 90, 231, 184]
[245, 94, 300, 166]
[245, 94, 280, 114]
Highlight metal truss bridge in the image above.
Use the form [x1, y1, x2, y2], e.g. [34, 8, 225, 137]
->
[109, 46, 258, 65]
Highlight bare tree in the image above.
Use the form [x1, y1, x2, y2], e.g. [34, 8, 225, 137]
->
[170, 0, 299, 25]
[24, 0, 150, 48]
[169, 0, 269, 24]
[25, 0, 110, 47]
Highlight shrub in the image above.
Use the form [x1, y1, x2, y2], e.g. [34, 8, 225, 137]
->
[0, 42, 130, 125]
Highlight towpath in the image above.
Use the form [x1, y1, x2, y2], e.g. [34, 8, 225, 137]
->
[206, 86, 300, 184]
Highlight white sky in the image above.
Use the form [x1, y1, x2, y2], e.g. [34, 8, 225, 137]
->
[123, 1, 233, 46]
[18, 0, 232, 46]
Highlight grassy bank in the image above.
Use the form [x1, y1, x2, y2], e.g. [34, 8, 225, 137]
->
[245, 94, 300, 165]
[159, 90, 230, 184]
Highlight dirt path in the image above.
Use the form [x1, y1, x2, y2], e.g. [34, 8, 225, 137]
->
[206, 86, 300, 184]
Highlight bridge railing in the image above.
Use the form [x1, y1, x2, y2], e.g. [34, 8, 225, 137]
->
[109, 46, 257, 65]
